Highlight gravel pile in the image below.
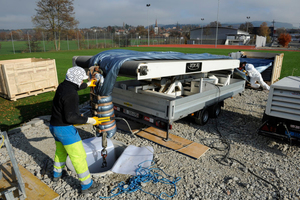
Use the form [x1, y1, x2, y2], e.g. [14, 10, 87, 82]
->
[1, 88, 300, 200]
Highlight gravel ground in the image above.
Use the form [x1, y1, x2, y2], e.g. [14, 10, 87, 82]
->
[1, 88, 300, 200]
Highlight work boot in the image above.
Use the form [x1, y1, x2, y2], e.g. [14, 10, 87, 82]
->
[52, 170, 66, 182]
[81, 181, 102, 194]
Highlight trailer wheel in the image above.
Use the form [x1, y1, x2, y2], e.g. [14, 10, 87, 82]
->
[195, 107, 209, 125]
[210, 103, 222, 118]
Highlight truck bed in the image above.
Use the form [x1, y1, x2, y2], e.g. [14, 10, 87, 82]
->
[112, 78, 245, 132]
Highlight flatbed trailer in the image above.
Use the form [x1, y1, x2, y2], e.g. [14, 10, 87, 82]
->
[110, 59, 245, 140]
[73, 55, 245, 140]
[112, 77, 245, 140]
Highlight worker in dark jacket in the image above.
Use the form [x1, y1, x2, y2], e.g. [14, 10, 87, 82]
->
[49, 66, 101, 194]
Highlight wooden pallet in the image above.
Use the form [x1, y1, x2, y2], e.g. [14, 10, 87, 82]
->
[5, 86, 57, 101]
[136, 127, 209, 159]
[0, 161, 59, 200]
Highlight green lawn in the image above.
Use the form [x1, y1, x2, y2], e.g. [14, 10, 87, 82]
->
[0, 47, 299, 132]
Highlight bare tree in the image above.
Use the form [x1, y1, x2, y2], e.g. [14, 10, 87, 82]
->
[258, 22, 271, 42]
[276, 28, 286, 36]
[203, 25, 212, 37]
[10, 30, 23, 40]
[32, 0, 79, 50]
[208, 21, 222, 27]
[136, 26, 147, 36]
[239, 22, 253, 33]
[0, 32, 7, 41]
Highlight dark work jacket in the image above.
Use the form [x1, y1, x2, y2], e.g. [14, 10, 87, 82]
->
[50, 80, 88, 126]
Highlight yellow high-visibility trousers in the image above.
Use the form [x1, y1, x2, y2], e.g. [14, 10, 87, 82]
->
[50, 125, 91, 187]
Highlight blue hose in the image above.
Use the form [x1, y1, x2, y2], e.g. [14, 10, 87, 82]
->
[99, 160, 181, 200]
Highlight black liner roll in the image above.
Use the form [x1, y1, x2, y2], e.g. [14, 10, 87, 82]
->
[74, 56, 92, 68]
[118, 61, 142, 77]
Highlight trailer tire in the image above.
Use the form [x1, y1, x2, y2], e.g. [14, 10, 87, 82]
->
[210, 103, 222, 118]
[195, 107, 209, 126]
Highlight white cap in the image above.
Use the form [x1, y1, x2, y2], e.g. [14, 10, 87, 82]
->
[66, 66, 89, 87]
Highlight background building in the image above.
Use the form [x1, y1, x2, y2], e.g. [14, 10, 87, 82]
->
[190, 27, 250, 45]
[154, 19, 158, 35]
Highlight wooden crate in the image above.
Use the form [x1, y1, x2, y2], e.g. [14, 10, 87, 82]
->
[230, 51, 284, 85]
[0, 58, 58, 101]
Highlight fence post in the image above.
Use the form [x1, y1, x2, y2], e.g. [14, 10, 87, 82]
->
[67, 35, 69, 50]
[27, 31, 31, 53]
[87, 32, 89, 49]
[104, 32, 106, 48]
[54, 32, 57, 51]
[77, 31, 80, 50]
[96, 31, 98, 48]
[11, 32, 15, 54]
[42, 32, 46, 52]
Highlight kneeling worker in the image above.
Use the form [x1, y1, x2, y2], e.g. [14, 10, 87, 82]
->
[49, 66, 101, 194]
[239, 62, 270, 90]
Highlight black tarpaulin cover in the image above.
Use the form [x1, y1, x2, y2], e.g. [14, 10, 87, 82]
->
[88, 49, 233, 96]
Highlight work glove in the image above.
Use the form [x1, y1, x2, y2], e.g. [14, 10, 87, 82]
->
[86, 117, 97, 125]
[75, 117, 112, 126]
[242, 70, 248, 76]
[87, 79, 97, 87]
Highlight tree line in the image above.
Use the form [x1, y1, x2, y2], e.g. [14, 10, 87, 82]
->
[0, 0, 293, 50]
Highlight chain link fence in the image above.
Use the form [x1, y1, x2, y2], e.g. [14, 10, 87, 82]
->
[0, 29, 260, 55]
[0, 29, 188, 55]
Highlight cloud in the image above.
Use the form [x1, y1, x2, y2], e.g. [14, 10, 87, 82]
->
[0, 14, 33, 29]
[0, 0, 299, 29]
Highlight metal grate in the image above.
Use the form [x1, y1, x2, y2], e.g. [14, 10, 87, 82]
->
[268, 89, 300, 122]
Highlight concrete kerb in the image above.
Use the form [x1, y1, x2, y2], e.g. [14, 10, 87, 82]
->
[26, 119, 44, 127]
[7, 115, 51, 135]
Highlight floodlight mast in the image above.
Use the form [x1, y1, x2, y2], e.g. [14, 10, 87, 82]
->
[146, 4, 151, 46]
[246, 16, 250, 32]
[215, 0, 219, 48]
[201, 18, 204, 44]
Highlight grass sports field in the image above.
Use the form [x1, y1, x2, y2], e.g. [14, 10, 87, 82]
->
[0, 39, 115, 54]
[0, 46, 299, 132]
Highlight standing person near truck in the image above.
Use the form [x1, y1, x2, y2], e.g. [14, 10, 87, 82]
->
[239, 62, 270, 90]
[49, 66, 101, 194]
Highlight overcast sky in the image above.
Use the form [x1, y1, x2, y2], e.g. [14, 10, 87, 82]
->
[0, 0, 299, 30]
